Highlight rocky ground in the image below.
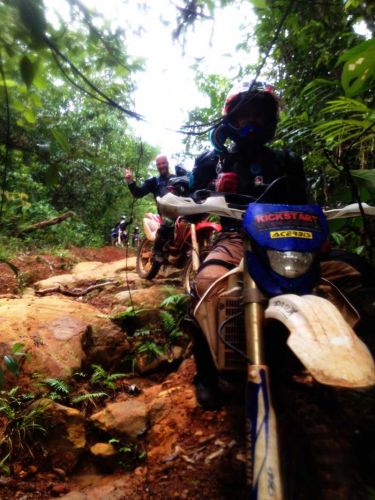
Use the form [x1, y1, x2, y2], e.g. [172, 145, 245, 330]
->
[0, 247, 246, 499]
[0, 247, 374, 499]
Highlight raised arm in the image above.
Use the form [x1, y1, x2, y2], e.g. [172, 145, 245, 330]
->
[124, 168, 156, 199]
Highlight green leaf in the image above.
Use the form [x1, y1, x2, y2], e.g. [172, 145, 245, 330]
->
[350, 169, 375, 193]
[24, 109, 37, 124]
[337, 39, 374, 65]
[31, 93, 43, 107]
[12, 343, 26, 355]
[248, 0, 267, 7]
[339, 40, 375, 97]
[52, 128, 70, 151]
[3, 355, 20, 377]
[344, 0, 362, 9]
[20, 56, 36, 88]
[18, 0, 47, 46]
[71, 392, 108, 403]
[43, 378, 70, 394]
[0, 79, 18, 88]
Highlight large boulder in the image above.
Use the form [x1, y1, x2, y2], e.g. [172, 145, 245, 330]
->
[35, 399, 86, 472]
[90, 399, 148, 439]
[0, 296, 128, 387]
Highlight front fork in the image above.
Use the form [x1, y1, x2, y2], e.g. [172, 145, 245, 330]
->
[243, 241, 283, 499]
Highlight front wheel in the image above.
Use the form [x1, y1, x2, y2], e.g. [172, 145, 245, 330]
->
[136, 238, 161, 280]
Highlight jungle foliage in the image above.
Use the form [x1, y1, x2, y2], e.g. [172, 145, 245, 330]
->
[1, 0, 374, 255]
[0, 0, 157, 249]
[180, 0, 374, 256]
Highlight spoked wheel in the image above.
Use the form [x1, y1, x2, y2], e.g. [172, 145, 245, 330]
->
[182, 247, 210, 293]
[136, 238, 161, 280]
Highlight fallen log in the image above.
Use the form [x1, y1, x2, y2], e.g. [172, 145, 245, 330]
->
[16, 211, 75, 235]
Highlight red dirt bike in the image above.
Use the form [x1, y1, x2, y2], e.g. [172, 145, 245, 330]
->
[136, 212, 221, 290]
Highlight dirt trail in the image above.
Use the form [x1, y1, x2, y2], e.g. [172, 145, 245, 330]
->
[0, 247, 246, 499]
[0, 247, 374, 499]
[0, 246, 129, 296]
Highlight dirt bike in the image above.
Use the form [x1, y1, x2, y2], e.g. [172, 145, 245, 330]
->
[136, 211, 221, 290]
[111, 215, 132, 247]
[158, 187, 375, 499]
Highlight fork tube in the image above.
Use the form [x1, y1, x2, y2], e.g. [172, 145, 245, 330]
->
[190, 223, 200, 272]
[243, 260, 265, 365]
[243, 240, 283, 499]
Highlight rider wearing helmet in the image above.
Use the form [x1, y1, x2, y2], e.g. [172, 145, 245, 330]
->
[189, 79, 374, 409]
[189, 79, 309, 408]
[191, 79, 308, 298]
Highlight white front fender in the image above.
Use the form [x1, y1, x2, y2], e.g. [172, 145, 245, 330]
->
[265, 294, 375, 388]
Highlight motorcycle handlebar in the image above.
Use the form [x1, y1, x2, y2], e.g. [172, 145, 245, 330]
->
[157, 193, 375, 221]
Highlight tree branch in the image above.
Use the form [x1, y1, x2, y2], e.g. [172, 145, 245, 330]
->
[15, 210, 75, 235]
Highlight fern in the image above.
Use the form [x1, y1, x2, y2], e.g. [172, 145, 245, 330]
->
[137, 341, 165, 358]
[42, 378, 70, 395]
[90, 364, 108, 385]
[0, 452, 10, 475]
[314, 97, 374, 148]
[110, 306, 145, 321]
[71, 392, 108, 404]
[160, 310, 177, 335]
[160, 294, 189, 311]
[90, 364, 126, 389]
[107, 373, 127, 382]
[0, 399, 15, 419]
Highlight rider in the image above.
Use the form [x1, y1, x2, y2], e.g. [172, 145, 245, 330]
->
[124, 154, 175, 262]
[188, 79, 373, 408]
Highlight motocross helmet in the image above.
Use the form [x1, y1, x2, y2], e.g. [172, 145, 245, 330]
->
[209, 79, 279, 154]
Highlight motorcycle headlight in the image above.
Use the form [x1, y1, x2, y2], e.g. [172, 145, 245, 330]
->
[267, 250, 314, 278]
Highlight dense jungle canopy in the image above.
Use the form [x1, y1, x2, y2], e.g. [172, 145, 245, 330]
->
[0, 0, 374, 256]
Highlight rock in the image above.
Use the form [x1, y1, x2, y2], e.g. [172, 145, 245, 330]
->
[135, 345, 185, 374]
[90, 443, 117, 457]
[143, 362, 198, 460]
[90, 399, 148, 439]
[58, 492, 86, 500]
[83, 322, 129, 369]
[73, 257, 136, 276]
[113, 285, 173, 308]
[35, 258, 138, 292]
[60, 473, 145, 499]
[89, 442, 118, 472]
[135, 354, 168, 374]
[35, 399, 86, 472]
[50, 484, 70, 496]
[0, 296, 128, 387]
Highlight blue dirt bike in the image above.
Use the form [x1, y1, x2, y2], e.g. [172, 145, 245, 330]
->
[158, 186, 375, 499]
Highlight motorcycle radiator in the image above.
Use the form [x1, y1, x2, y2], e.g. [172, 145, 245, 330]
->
[217, 291, 247, 371]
